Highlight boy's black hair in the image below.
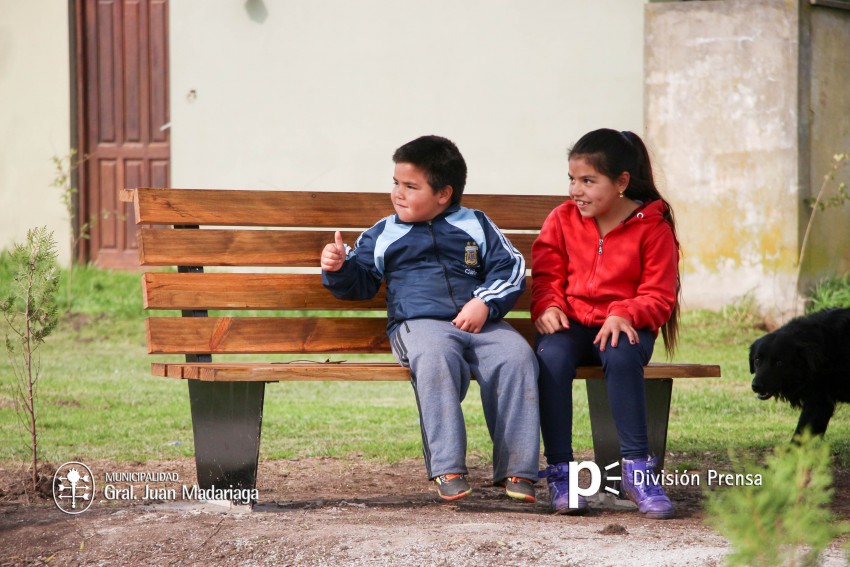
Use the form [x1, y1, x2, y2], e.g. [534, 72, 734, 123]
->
[392, 135, 467, 205]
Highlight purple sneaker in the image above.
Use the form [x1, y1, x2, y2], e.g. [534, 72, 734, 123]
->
[539, 463, 589, 515]
[620, 457, 675, 520]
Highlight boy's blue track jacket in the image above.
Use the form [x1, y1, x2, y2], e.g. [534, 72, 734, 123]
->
[322, 204, 526, 336]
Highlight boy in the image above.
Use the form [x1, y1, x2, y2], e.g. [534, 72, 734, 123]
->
[321, 135, 540, 502]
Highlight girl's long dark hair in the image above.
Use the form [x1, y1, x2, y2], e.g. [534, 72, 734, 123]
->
[569, 128, 681, 357]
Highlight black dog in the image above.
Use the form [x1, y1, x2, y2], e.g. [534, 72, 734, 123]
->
[750, 307, 850, 439]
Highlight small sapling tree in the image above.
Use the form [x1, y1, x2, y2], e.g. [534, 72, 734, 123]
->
[0, 227, 60, 495]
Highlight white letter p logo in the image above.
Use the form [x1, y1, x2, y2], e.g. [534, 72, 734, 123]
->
[568, 460, 601, 509]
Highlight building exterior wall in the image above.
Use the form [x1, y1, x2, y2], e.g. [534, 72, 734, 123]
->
[0, 0, 72, 263]
[168, 0, 647, 196]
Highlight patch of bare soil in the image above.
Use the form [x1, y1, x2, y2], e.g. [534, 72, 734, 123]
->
[1, 457, 848, 566]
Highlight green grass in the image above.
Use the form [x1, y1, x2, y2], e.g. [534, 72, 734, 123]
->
[2, 263, 850, 468]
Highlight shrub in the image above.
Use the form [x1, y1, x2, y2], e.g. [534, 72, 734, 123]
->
[706, 433, 848, 566]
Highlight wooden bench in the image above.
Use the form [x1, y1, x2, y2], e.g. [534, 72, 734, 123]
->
[120, 187, 720, 495]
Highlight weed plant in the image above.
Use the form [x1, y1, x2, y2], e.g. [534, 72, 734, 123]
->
[807, 274, 850, 313]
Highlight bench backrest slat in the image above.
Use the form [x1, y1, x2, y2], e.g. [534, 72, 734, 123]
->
[142, 273, 533, 311]
[137, 229, 538, 267]
[143, 273, 386, 310]
[146, 316, 537, 355]
[133, 189, 564, 230]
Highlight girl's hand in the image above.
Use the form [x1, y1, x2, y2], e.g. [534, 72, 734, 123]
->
[534, 306, 570, 335]
[320, 231, 347, 272]
[594, 315, 638, 352]
[452, 298, 489, 333]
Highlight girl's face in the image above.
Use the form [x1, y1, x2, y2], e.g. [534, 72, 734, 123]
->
[568, 157, 629, 221]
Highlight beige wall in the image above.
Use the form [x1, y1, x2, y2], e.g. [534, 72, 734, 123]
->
[169, 0, 647, 195]
[0, 0, 72, 263]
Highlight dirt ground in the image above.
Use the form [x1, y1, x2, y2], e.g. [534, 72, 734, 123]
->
[1, 457, 849, 567]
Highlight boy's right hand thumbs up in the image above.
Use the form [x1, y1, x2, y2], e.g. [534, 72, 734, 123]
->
[321, 230, 347, 272]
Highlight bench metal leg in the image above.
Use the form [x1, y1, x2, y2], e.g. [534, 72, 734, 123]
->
[586, 378, 673, 489]
[176, 260, 265, 497]
[188, 380, 266, 492]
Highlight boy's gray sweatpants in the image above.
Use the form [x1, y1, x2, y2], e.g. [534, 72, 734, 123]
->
[390, 319, 540, 483]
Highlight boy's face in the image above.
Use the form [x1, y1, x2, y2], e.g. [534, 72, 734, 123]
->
[391, 162, 452, 223]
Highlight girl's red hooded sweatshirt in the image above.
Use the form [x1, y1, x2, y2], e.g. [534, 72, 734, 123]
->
[531, 198, 678, 333]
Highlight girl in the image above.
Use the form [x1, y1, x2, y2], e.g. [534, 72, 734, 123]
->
[532, 128, 680, 519]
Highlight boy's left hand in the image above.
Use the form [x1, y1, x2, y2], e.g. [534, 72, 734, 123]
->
[452, 298, 489, 333]
[593, 315, 638, 352]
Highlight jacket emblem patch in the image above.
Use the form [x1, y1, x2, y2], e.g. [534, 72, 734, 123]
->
[464, 242, 479, 267]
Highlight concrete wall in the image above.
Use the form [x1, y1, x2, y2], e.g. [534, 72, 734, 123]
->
[645, 0, 850, 316]
[803, 4, 850, 282]
[0, 0, 72, 264]
[169, 0, 647, 195]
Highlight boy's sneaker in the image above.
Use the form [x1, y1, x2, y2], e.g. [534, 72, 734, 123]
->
[434, 473, 472, 501]
[539, 463, 589, 515]
[620, 456, 675, 520]
[504, 477, 536, 503]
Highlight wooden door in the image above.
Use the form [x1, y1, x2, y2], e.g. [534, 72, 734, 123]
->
[74, 0, 169, 268]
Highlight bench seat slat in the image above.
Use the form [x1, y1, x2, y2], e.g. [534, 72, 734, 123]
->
[151, 362, 721, 382]
[128, 188, 565, 230]
[143, 273, 533, 311]
[137, 229, 537, 267]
